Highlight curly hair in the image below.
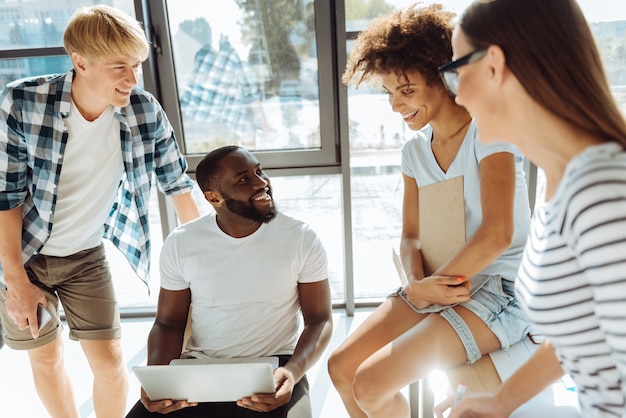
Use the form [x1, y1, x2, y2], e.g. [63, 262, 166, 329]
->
[343, 2, 455, 88]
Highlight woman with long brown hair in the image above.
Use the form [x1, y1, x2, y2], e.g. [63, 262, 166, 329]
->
[439, 0, 626, 416]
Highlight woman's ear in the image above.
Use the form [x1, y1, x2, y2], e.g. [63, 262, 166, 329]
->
[486, 45, 507, 85]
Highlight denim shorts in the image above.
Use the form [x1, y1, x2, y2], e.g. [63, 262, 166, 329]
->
[390, 274, 531, 364]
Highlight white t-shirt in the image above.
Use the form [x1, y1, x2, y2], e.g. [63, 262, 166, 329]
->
[517, 142, 626, 416]
[42, 103, 123, 256]
[401, 120, 530, 280]
[160, 211, 328, 358]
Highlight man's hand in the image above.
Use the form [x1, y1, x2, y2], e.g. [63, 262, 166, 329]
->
[4, 268, 48, 338]
[403, 275, 470, 309]
[139, 387, 197, 415]
[237, 366, 294, 412]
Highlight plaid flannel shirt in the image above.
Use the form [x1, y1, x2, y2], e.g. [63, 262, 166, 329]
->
[0, 70, 194, 284]
[179, 42, 259, 134]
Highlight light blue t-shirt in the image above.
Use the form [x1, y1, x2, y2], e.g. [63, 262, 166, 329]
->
[401, 120, 530, 280]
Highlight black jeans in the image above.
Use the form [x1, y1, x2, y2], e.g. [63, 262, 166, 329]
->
[126, 355, 311, 418]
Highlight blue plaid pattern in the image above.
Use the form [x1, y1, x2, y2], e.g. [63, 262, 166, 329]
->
[0, 70, 194, 284]
[179, 43, 259, 135]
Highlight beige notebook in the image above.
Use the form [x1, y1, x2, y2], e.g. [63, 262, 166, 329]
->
[418, 176, 466, 276]
[392, 247, 409, 285]
[393, 176, 466, 282]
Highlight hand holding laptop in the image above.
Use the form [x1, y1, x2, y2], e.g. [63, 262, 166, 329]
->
[236, 363, 296, 413]
[138, 388, 198, 415]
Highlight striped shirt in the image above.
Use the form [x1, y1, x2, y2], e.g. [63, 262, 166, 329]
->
[516, 142, 626, 417]
[0, 70, 194, 284]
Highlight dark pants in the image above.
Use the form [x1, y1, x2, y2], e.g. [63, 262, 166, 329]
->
[126, 356, 311, 418]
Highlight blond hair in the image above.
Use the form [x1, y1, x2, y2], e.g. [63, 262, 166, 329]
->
[63, 5, 150, 62]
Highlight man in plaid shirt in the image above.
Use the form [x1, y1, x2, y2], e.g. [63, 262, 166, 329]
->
[180, 34, 269, 140]
[0, 5, 200, 417]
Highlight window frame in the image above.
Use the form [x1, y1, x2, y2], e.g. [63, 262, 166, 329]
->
[140, 0, 357, 313]
[143, 0, 342, 172]
[0, 0, 549, 318]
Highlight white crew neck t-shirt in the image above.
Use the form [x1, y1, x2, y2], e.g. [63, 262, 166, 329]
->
[42, 103, 124, 256]
[160, 212, 328, 358]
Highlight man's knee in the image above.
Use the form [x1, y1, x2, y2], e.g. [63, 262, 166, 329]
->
[81, 338, 126, 377]
[28, 338, 65, 372]
[125, 400, 154, 418]
[285, 378, 312, 418]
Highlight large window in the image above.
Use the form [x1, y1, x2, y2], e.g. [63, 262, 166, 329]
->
[341, 0, 626, 306]
[168, 1, 320, 153]
[1, 0, 626, 314]
[147, 0, 339, 170]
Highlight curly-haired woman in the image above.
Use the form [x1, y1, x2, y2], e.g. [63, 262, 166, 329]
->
[327, 3, 532, 417]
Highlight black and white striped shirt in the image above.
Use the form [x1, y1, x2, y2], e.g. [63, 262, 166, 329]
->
[516, 142, 626, 417]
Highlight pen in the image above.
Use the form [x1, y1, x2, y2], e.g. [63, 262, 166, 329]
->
[453, 382, 466, 405]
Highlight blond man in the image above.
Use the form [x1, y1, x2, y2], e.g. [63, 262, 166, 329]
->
[0, 5, 199, 417]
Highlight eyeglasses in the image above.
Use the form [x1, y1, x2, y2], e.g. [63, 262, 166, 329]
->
[438, 49, 488, 95]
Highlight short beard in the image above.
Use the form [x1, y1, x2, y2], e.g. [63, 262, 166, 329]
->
[223, 194, 277, 224]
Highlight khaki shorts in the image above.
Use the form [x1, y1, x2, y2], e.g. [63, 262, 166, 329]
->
[0, 243, 121, 350]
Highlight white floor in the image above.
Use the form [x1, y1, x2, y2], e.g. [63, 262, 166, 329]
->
[0, 308, 419, 418]
[4, 307, 581, 418]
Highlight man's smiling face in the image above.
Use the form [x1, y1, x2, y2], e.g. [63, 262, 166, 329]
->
[217, 149, 277, 224]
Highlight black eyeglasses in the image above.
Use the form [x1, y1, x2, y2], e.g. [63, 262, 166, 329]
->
[438, 49, 488, 95]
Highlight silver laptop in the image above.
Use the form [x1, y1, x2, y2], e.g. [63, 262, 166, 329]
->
[169, 356, 279, 368]
[132, 357, 278, 402]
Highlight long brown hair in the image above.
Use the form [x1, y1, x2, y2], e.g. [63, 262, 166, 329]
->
[459, 0, 626, 146]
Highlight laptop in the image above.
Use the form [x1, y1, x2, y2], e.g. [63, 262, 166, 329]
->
[132, 357, 278, 402]
[169, 356, 279, 368]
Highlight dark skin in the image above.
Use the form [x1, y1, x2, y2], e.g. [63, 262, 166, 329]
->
[139, 149, 333, 414]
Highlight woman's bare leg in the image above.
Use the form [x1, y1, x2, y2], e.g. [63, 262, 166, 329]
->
[352, 306, 501, 418]
[328, 297, 426, 417]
